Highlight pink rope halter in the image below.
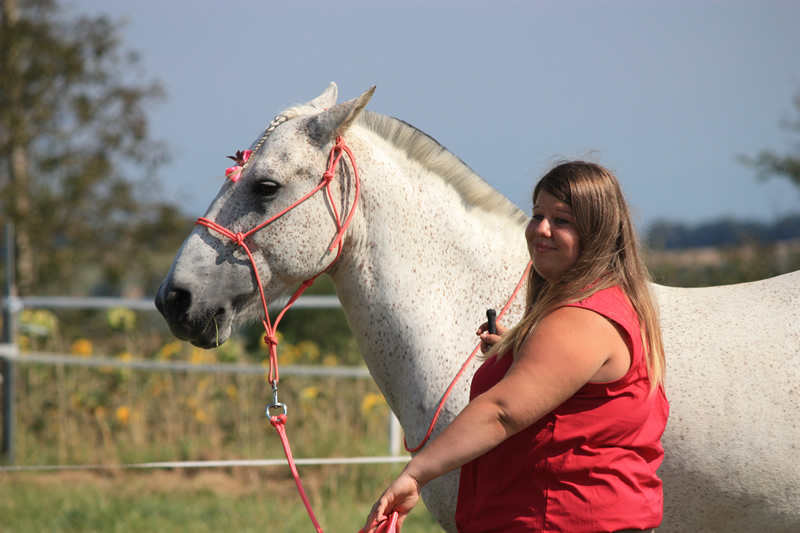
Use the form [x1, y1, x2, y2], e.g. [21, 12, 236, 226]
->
[196, 135, 359, 532]
[197, 135, 359, 388]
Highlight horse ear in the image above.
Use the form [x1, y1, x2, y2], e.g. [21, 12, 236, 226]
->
[308, 85, 376, 145]
[308, 82, 338, 110]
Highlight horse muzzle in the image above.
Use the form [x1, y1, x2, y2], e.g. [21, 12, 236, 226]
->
[155, 279, 235, 349]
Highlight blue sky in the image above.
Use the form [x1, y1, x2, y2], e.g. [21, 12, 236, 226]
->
[72, 0, 800, 230]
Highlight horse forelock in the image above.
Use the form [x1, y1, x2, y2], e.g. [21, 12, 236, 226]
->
[356, 111, 529, 226]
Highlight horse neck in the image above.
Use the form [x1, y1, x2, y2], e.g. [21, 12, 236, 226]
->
[329, 130, 530, 438]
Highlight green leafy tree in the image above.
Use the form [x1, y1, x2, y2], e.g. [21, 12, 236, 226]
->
[0, 0, 191, 296]
[742, 89, 800, 192]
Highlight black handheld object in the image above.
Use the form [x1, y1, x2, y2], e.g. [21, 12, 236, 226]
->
[486, 309, 497, 335]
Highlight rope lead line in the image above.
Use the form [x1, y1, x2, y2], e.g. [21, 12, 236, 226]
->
[271, 414, 324, 533]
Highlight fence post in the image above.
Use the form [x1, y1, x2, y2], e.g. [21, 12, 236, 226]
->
[2, 222, 17, 464]
[389, 412, 402, 456]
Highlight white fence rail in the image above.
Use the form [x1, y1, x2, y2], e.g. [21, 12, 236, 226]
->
[4, 294, 343, 312]
[0, 295, 406, 469]
[0, 346, 372, 378]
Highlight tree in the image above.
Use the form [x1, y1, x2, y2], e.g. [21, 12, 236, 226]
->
[742, 89, 800, 192]
[0, 0, 190, 296]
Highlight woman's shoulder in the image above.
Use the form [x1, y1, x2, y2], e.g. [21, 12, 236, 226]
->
[565, 285, 633, 310]
[563, 285, 638, 330]
[534, 300, 624, 343]
[521, 300, 633, 383]
[572, 284, 626, 306]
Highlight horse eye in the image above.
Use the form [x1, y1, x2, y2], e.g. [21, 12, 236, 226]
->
[253, 180, 280, 197]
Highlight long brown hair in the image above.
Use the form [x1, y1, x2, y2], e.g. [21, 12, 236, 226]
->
[489, 161, 666, 390]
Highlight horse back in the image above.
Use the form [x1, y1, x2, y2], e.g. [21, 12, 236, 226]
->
[653, 270, 800, 531]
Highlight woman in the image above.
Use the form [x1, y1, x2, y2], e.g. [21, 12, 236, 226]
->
[364, 161, 669, 532]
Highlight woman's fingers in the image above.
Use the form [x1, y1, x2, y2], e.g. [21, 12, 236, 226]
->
[363, 498, 388, 532]
[477, 321, 507, 336]
[363, 473, 421, 531]
[479, 332, 503, 353]
[478, 319, 507, 353]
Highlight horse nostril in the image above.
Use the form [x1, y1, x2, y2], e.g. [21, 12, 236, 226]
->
[164, 287, 192, 318]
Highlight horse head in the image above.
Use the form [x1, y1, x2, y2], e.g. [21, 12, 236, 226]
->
[155, 83, 375, 348]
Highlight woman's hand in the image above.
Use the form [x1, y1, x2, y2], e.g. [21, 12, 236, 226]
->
[477, 320, 507, 354]
[363, 471, 422, 532]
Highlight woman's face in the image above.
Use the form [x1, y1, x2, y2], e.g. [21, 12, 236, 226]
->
[526, 190, 582, 280]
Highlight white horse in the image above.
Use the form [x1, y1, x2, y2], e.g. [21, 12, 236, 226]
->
[156, 83, 800, 532]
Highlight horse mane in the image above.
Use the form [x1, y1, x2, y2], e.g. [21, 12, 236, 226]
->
[260, 103, 527, 226]
[355, 110, 529, 226]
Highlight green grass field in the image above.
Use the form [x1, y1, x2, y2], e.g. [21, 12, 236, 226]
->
[2, 311, 443, 532]
[0, 467, 442, 532]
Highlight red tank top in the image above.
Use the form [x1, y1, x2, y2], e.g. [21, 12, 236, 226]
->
[455, 286, 669, 532]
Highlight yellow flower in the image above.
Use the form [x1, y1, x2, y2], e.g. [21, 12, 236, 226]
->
[71, 339, 93, 357]
[281, 345, 300, 365]
[226, 384, 238, 399]
[360, 393, 387, 416]
[21, 309, 58, 336]
[158, 341, 182, 360]
[190, 348, 208, 365]
[18, 335, 30, 352]
[322, 354, 338, 367]
[107, 307, 136, 332]
[194, 409, 208, 423]
[116, 406, 131, 425]
[300, 386, 320, 401]
[297, 340, 320, 362]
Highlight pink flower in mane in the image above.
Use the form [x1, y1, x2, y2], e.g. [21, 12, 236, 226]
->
[225, 149, 253, 183]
